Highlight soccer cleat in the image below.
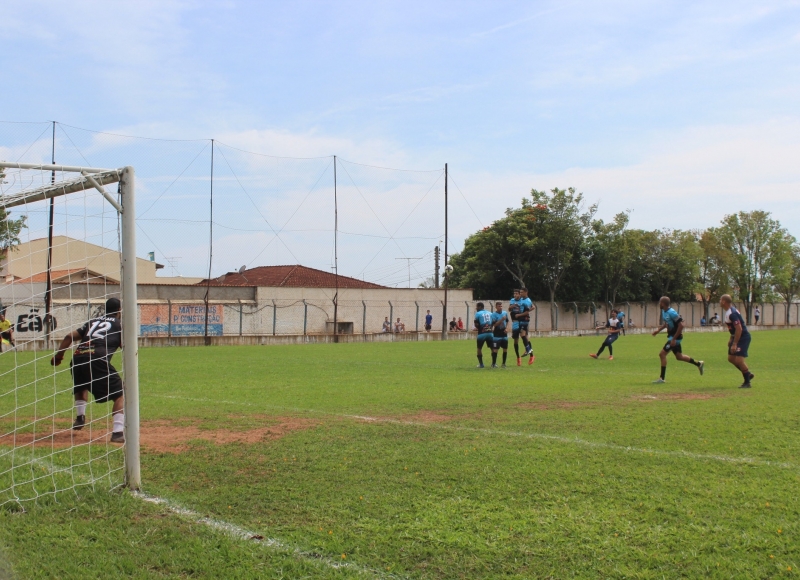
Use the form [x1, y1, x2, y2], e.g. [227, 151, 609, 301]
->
[72, 415, 86, 431]
[491, 363, 498, 368]
[477, 364, 485, 369]
[589, 353, 598, 359]
[528, 355, 535, 365]
[517, 358, 521, 367]
[698, 361, 704, 376]
[608, 356, 614, 360]
[110, 431, 125, 443]
[652, 378, 666, 384]
[501, 364, 507, 368]
[747, 372, 755, 382]
[738, 382, 752, 389]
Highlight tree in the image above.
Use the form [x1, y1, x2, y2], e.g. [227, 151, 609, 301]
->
[593, 211, 637, 312]
[716, 211, 792, 323]
[639, 229, 700, 302]
[528, 187, 597, 327]
[696, 228, 732, 319]
[0, 167, 29, 276]
[773, 240, 800, 324]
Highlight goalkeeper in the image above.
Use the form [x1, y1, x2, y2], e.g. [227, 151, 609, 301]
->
[51, 298, 125, 443]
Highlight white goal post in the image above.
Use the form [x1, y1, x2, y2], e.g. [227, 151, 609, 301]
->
[0, 162, 140, 491]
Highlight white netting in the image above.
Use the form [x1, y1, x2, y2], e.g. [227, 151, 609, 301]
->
[0, 164, 127, 506]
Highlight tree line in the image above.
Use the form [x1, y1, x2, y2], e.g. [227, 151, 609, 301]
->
[449, 187, 800, 326]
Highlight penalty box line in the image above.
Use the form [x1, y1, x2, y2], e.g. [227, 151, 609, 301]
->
[150, 393, 799, 472]
[132, 492, 402, 579]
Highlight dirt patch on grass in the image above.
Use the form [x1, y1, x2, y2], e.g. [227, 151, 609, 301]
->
[399, 411, 455, 423]
[515, 401, 598, 411]
[634, 391, 732, 402]
[141, 417, 317, 454]
[0, 417, 317, 452]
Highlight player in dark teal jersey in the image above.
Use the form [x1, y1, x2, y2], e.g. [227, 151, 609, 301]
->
[473, 302, 494, 368]
[490, 301, 510, 368]
[651, 296, 703, 383]
[720, 294, 755, 388]
[508, 289, 523, 365]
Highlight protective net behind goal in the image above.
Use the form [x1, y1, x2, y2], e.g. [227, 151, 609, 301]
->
[0, 163, 136, 506]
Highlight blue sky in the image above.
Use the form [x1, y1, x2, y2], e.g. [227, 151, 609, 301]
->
[2, 1, 799, 284]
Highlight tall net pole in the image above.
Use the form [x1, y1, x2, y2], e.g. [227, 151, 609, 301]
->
[441, 163, 448, 339]
[120, 166, 140, 490]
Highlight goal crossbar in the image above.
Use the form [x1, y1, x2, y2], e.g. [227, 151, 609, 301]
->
[0, 163, 140, 491]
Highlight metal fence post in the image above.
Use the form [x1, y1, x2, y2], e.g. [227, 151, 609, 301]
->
[388, 301, 393, 333]
[238, 299, 243, 336]
[415, 301, 419, 332]
[624, 302, 630, 330]
[272, 300, 277, 335]
[465, 301, 470, 330]
[644, 301, 648, 327]
[167, 299, 172, 337]
[303, 300, 308, 336]
[362, 301, 367, 335]
[534, 302, 538, 331]
[772, 302, 776, 326]
[573, 302, 578, 330]
[554, 303, 559, 331]
[591, 302, 596, 329]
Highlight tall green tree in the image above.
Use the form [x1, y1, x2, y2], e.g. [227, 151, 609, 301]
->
[528, 187, 597, 326]
[773, 240, 800, 324]
[593, 211, 637, 311]
[716, 211, 792, 322]
[0, 167, 28, 273]
[696, 227, 732, 319]
[639, 229, 700, 302]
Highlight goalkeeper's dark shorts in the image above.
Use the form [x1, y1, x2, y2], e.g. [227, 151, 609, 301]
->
[71, 357, 123, 403]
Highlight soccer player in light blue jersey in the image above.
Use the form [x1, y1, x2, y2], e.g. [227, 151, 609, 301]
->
[491, 301, 510, 368]
[473, 302, 494, 368]
[517, 288, 535, 365]
[651, 296, 703, 383]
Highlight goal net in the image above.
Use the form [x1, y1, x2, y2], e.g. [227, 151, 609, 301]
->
[0, 162, 139, 507]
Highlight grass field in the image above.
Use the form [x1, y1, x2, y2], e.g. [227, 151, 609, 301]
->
[1, 330, 799, 579]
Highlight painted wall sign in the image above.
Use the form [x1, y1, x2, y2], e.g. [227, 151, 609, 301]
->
[140, 304, 223, 336]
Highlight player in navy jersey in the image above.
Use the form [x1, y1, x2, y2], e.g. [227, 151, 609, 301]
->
[590, 309, 621, 359]
[473, 302, 494, 368]
[517, 288, 535, 365]
[720, 294, 755, 388]
[508, 289, 522, 364]
[490, 301, 510, 368]
[51, 298, 125, 443]
[651, 296, 703, 383]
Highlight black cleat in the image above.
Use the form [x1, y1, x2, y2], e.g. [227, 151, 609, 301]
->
[739, 382, 752, 389]
[72, 415, 86, 430]
[110, 431, 125, 444]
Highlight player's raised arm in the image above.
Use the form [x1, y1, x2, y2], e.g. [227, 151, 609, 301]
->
[51, 330, 83, 366]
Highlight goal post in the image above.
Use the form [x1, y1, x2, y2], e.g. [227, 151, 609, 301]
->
[0, 162, 140, 500]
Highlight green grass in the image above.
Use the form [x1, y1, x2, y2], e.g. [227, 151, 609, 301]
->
[2, 330, 800, 578]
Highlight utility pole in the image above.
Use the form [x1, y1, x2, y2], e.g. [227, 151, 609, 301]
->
[395, 257, 423, 288]
[434, 245, 440, 289]
[441, 163, 448, 340]
[44, 121, 56, 347]
[203, 139, 214, 346]
[333, 155, 339, 341]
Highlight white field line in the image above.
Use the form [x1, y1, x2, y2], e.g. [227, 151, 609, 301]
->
[151, 393, 799, 471]
[22, 458, 401, 579]
[132, 492, 400, 579]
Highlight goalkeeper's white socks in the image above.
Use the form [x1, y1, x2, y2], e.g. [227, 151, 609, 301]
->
[75, 399, 87, 417]
[113, 413, 124, 434]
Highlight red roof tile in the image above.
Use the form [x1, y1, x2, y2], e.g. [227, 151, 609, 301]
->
[202, 265, 387, 289]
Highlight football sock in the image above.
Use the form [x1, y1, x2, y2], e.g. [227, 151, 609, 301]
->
[491, 352, 497, 365]
[523, 339, 531, 351]
[688, 358, 700, 366]
[477, 354, 483, 365]
[597, 345, 606, 355]
[608, 344, 613, 356]
[514, 344, 519, 357]
[112, 412, 124, 433]
[502, 351, 507, 364]
[75, 400, 86, 417]
[660, 366, 667, 380]
[742, 370, 750, 381]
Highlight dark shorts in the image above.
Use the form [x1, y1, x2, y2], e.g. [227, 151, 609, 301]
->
[477, 332, 494, 349]
[424, 324, 432, 331]
[728, 335, 750, 358]
[517, 321, 530, 333]
[1, 331, 12, 341]
[663, 337, 683, 355]
[493, 335, 508, 349]
[512, 327, 520, 339]
[603, 333, 619, 346]
[71, 358, 123, 403]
